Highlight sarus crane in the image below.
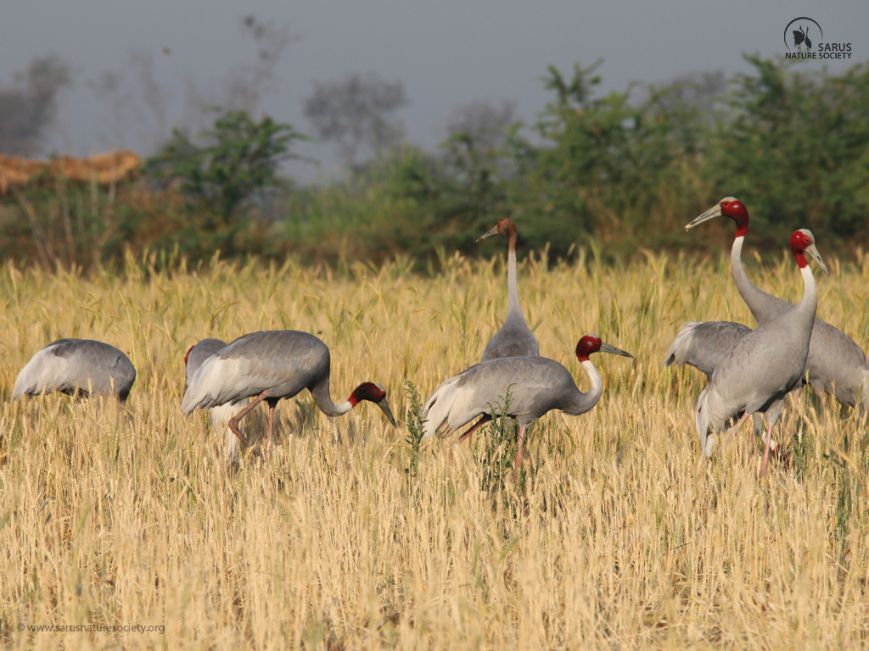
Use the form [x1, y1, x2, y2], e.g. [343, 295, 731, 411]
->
[181, 330, 396, 447]
[422, 335, 632, 482]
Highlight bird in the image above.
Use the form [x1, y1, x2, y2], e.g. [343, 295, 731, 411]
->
[687, 197, 868, 410]
[184, 338, 247, 462]
[477, 218, 540, 362]
[181, 330, 396, 448]
[695, 229, 825, 473]
[422, 335, 632, 482]
[13, 338, 136, 401]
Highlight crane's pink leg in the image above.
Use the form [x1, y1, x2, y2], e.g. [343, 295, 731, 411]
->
[265, 399, 278, 450]
[227, 390, 269, 447]
[512, 425, 527, 485]
[759, 423, 775, 476]
[458, 414, 492, 443]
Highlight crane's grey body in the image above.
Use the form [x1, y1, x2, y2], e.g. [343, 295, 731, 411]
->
[182, 330, 338, 414]
[696, 262, 817, 457]
[665, 321, 752, 379]
[13, 338, 136, 401]
[731, 237, 868, 409]
[423, 355, 602, 437]
[482, 312, 539, 361]
[480, 221, 539, 362]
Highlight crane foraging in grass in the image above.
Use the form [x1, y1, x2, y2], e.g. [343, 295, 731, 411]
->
[695, 229, 825, 474]
[422, 335, 632, 482]
[686, 197, 868, 409]
[181, 330, 396, 448]
[184, 338, 247, 461]
[14, 338, 136, 401]
[477, 218, 539, 362]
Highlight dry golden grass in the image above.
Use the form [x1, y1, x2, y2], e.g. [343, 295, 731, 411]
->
[0, 248, 867, 649]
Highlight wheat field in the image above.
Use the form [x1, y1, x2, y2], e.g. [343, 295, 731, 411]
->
[0, 247, 867, 650]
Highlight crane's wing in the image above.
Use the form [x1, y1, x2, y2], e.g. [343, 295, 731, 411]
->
[181, 331, 328, 413]
[185, 338, 227, 386]
[664, 321, 751, 378]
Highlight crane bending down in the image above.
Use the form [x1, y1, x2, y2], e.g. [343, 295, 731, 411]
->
[181, 330, 396, 447]
[422, 335, 632, 481]
[695, 229, 824, 474]
[478, 218, 539, 362]
[687, 197, 868, 409]
[665, 321, 752, 379]
[184, 338, 246, 461]
[14, 338, 136, 401]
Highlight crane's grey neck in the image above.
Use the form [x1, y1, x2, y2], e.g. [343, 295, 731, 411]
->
[565, 360, 604, 415]
[730, 235, 774, 321]
[506, 231, 524, 321]
[310, 376, 353, 417]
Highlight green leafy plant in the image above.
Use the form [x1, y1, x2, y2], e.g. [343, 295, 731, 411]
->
[147, 109, 305, 240]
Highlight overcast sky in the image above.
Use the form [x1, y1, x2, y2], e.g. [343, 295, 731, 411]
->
[2, 0, 866, 180]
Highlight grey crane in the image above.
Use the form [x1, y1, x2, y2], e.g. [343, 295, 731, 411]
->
[181, 330, 396, 447]
[695, 229, 825, 474]
[184, 338, 246, 461]
[478, 218, 540, 362]
[13, 338, 136, 401]
[422, 335, 632, 481]
[687, 197, 868, 409]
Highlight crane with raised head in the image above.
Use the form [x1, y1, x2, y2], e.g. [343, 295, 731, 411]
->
[477, 218, 539, 362]
[181, 330, 396, 448]
[695, 229, 825, 473]
[14, 338, 136, 401]
[687, 197, 868, 409]
[422, 335, 632, 482]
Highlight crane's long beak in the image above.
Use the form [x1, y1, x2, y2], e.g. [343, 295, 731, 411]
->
[377, 397, 397, 426]
[476, 225, 500, 243]
[685, 204, 722, 231]
[600, 342, 634, 359]
[805, 243, 828, 273]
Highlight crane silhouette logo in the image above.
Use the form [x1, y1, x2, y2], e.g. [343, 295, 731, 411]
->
[783, 17, 823, 50]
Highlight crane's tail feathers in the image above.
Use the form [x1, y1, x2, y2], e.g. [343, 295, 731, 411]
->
[421, 374, 463, 439]
[694, 386, 714, 457]
[663, 322, 701, 367]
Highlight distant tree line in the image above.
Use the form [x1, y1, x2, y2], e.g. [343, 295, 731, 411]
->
[0, 53, 867, 269]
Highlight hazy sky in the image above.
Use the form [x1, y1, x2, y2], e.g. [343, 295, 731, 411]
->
[2, 0, 866, 180]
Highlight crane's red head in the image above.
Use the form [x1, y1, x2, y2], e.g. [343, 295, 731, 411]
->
[348, 382, 397, 426]
[349, 382, 387, 404]
[575, 335, 602, 361]
[477, 217, 517, 243]
[575, 335, 634, 362]
[685, 196, 749, 237]
[184, 344, 195, 366]
[789, 228, 827, 271]
[719, 197, 749, 235]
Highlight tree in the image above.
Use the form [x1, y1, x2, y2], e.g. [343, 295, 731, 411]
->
[0, 56, 71, 155]
[147, 110, 305, 227]
[303, 73, 407, 169]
